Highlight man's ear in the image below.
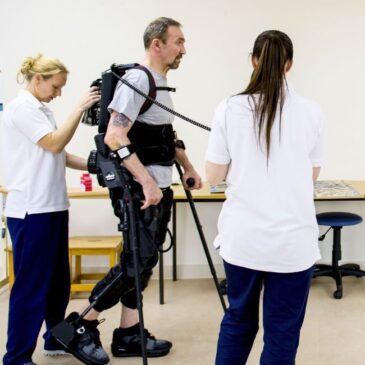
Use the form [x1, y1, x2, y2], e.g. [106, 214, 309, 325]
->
[150, 38, 162, 51]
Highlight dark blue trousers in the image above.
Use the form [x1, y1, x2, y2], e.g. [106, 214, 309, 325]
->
[3, 211, 70, 365]
[216, 261, 314, 365]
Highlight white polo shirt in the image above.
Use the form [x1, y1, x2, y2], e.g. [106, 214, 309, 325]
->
[206, 86, 325, 273]
[2, 90, 69, 219]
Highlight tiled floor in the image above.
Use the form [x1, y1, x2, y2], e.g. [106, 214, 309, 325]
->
[1, 277, 365, 364]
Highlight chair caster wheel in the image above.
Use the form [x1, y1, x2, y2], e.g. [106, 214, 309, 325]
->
[333, 290, 343, 299]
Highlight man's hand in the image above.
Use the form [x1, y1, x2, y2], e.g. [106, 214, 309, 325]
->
[182, 168, 202, 190]
[140, 179, 163, 209]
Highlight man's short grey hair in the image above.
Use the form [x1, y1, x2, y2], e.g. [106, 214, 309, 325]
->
[143, 17, 182, 49]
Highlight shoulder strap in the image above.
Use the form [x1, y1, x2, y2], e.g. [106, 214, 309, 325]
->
[156, 86, 176, 92]
[133, 65, 156, 115]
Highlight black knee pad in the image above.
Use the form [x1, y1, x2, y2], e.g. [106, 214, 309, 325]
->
[120, 269, 153, 309]
[89, 264, 134, 312]
[140, 269, 153, 290]
[120, 289, 140, 309]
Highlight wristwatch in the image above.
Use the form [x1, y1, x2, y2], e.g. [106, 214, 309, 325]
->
[175, 139, 186, 150]
[115, 144, 138, 160]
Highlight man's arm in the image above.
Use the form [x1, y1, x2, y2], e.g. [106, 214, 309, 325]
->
[175, 146, 202, 190]
[104, 111, 162, 209]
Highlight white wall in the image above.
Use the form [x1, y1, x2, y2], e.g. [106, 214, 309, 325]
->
[1, 0, 365, 277]
[0, 194, 5, 281]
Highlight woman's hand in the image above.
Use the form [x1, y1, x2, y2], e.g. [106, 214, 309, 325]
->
[78, 86, 101, 112]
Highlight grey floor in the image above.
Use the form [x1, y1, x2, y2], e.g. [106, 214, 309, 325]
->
[1, 277, 365, 365]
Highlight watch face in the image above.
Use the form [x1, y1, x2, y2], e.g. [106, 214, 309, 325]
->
[117, 147, 130, 159]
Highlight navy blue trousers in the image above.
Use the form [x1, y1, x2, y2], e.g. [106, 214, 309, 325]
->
[216, 261, 314, 365]
[3, 211, 70, 365]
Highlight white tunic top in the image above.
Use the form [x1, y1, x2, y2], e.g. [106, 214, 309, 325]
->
[206, 86, 325, 273]
[2, 90, 69, 218]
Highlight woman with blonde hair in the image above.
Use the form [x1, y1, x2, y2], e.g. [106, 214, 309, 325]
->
[2, 54, 100, 365]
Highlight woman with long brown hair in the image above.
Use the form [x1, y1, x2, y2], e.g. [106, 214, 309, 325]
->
[206, 31, 325, 365]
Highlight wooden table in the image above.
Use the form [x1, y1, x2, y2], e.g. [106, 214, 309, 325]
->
[169, 181, 365, 279]
[2, 180, 365, 301]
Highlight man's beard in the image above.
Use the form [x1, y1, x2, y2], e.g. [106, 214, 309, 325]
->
[168, 56, 182, 70]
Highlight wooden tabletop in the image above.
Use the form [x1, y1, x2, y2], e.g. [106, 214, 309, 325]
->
[1, 180, 365, 201]
[171, 182, 225, 201]
[64, 183, 225, 200]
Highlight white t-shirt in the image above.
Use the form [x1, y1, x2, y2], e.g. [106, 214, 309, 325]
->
[206, 86, 325, 273]
[108, 67, 174, 188]
[2, 89, 69, 218]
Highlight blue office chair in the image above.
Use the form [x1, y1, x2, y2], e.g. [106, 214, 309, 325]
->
[314, 212, 365, 299]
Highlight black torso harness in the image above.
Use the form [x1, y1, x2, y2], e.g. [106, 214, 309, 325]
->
[128, 121, 176, 166]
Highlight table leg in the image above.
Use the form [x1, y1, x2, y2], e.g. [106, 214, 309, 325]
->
[172, 201, 177, 281]
[159, 251, 164, 304]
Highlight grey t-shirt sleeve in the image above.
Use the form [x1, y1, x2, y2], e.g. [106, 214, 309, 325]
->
[107, 69, 150, 122]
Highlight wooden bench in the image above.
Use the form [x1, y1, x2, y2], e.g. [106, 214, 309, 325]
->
[5, 235, 123, 295]
[4, 246, 14, 288]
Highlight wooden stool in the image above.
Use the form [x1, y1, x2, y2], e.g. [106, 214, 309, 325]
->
[4, 236, 123, 294]
[4, 246, 14, 288]
[69, 235, 123, 295]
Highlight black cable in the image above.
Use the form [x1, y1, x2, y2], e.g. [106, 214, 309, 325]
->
[158, 228, 173, 253]
[319, 226, 332, 241]
[110, 70, 211, 132]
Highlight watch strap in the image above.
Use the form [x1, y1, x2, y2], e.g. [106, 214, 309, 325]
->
[115, 143, 138, 160]
[175, 139, 186, 150]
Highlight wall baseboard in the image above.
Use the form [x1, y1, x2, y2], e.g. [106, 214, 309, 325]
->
[0, 277, 8, 289]
[152, 264, 226, 280]
[79, 263, 225, 280]
[72, 260, 365, 280]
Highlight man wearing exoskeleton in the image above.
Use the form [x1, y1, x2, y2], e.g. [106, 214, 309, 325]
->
[54, 17, 202, 365]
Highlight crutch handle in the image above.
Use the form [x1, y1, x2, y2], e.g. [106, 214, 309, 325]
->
[186, 177, 195, 188]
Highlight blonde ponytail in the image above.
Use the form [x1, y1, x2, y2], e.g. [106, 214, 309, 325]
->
[17, 53, 68, 83]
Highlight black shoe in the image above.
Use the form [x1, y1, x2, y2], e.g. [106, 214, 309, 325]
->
[44, 336, 71, 357]
[111, 325, 172, 358]
[52, 312, 110, 365]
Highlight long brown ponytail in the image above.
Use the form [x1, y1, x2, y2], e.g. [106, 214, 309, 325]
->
[241, 30, 293, 159]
